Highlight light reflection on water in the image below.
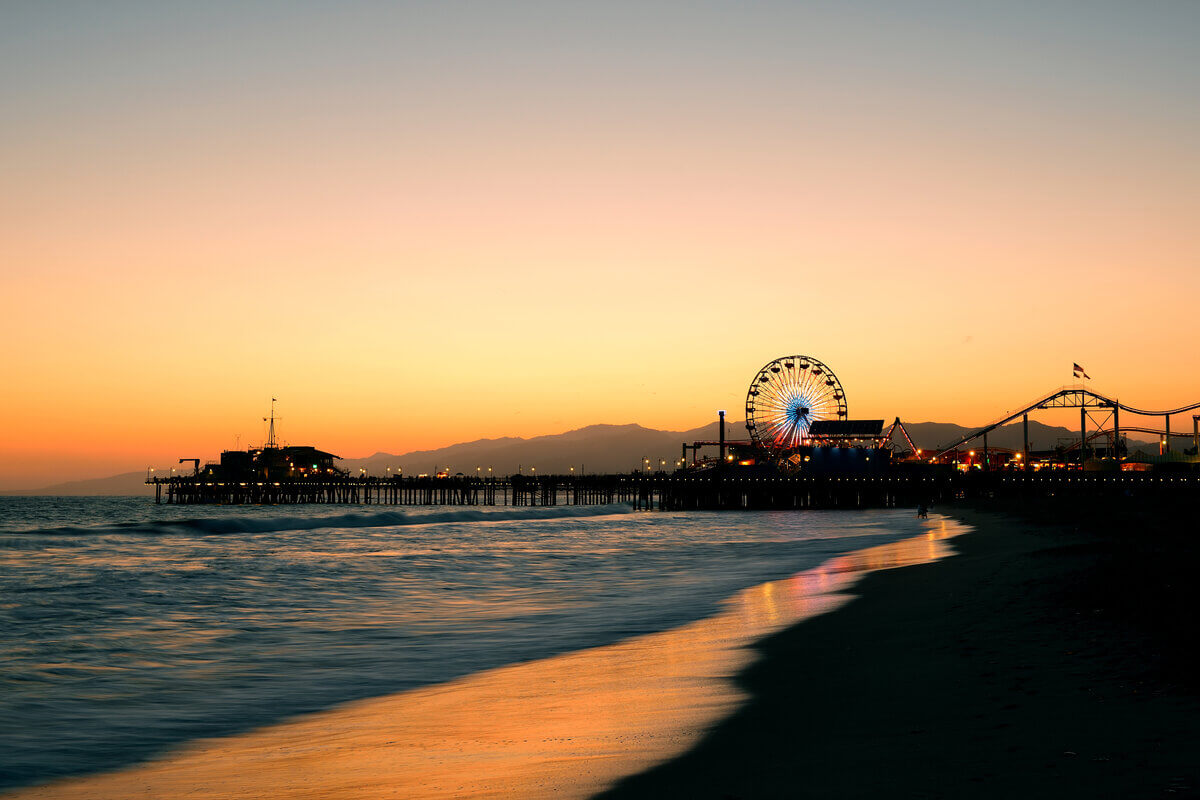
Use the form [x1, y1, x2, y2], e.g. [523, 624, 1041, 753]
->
[5, 519, 967, 800]
[0, 500, 960, 794]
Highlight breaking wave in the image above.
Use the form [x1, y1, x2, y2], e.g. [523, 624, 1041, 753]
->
[4, 503, 635, 539]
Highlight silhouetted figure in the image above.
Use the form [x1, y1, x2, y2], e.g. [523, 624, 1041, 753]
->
[916, 502, 928, 519]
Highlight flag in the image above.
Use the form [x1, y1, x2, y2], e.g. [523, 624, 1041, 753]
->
[1073, 363, 1091, 380]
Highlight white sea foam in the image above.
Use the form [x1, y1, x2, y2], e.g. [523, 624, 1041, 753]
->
[2, 502, 635, 538]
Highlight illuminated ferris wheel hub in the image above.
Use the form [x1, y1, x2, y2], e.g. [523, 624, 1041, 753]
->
[745, 355, 848, 452]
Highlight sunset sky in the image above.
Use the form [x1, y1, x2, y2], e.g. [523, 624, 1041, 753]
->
[2, 1, 1198, 488]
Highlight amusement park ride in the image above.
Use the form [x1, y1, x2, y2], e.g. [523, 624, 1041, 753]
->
[683, 354, 918, 473]
[746, 354, 847, 450]
[929, 386, 1200, 470]
[684, 354, 1200, 474]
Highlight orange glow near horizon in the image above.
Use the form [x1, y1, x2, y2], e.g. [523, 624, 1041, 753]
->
[2, 4, 1198, 488]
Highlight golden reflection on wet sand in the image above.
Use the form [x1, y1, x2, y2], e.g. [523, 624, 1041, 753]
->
[8, 518, 964, 800]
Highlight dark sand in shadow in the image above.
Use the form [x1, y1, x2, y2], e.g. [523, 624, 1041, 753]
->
[598, 502, 1200, 799]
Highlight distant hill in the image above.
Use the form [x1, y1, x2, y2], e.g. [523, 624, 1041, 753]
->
[5, 418, 1162, 496]
[339, 418, 1160, 475]
[2, 421, 740, 495]
[0, 471, 150, 497]
[340, 421, 737, 477]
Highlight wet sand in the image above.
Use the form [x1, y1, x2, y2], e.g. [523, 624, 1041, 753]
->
[4, 520, 964, 799]
[600, 502, 1200, 798]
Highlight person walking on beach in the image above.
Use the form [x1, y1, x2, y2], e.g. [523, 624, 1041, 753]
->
[916, 502, 928, 519]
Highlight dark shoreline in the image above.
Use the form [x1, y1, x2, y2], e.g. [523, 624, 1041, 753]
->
[597, 500, 1200, 799]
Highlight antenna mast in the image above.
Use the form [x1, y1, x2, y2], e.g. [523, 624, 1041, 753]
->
[264, 398, 278, 448]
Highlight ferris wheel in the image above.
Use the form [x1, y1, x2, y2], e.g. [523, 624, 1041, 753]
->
[745, 355, 848, 451]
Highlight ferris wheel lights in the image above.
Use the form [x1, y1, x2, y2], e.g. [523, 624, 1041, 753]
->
[746, 355, 846, 452]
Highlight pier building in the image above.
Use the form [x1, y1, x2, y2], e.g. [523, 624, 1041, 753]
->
[201, 445, 342, 481]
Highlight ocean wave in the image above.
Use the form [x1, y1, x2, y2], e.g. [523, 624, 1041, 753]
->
[2, 503, 636, 539]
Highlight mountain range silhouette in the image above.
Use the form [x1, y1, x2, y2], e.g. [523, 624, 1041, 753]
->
[4, 419, 1162, 496]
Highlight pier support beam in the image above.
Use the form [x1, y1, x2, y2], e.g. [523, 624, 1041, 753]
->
[1165, 414, 1171, 453]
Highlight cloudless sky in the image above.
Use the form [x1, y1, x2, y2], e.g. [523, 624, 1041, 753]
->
[2, 1, 1198, 487]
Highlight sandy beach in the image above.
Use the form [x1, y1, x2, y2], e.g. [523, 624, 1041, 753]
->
[601, 501, 1200, 798]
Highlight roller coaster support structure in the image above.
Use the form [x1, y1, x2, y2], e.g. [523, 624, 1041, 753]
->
[1080, 407, 1087, 466]
[1022, 413, 1030, 469]
[934, 386, 1200, 463]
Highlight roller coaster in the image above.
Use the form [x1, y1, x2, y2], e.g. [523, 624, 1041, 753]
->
[934, 385, 1200, 463]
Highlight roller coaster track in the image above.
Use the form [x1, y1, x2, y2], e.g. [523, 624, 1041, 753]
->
[934, 385, 1200, 458]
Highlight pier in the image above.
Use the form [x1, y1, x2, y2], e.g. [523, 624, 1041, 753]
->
[147, 470, 1200, 510]
[150, 474, 641, 507]
[144, 370, 1200, 511]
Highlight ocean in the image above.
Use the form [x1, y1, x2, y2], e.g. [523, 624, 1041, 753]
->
[0, 496, 941, 792]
